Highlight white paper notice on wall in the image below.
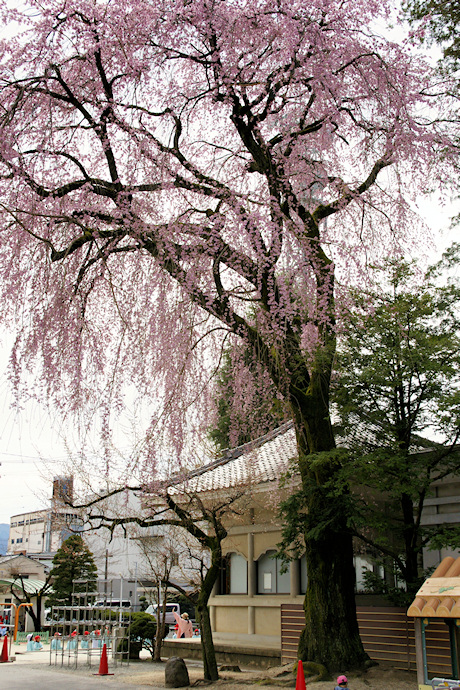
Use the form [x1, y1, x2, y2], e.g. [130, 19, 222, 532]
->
[264, 572, 272, 591]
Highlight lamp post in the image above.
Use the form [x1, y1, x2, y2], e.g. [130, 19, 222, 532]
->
[119, 574, 123, 623]
[134, 562, 138, 611]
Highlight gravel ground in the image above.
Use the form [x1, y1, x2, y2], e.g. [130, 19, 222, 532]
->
[12, 643, 420, 689]
[121, 661, 419, 689]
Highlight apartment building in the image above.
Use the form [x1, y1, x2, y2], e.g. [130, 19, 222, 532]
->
[7, 476, 81, 561]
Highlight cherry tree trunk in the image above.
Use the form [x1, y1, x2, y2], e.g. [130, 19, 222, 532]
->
[291, 382, 370, 670]
[300, 482, 368, 668]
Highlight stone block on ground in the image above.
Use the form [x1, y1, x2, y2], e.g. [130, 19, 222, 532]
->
[165, 656, 190, 688]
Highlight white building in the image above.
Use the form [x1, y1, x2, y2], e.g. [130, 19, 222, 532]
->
[7, 476, 81, 565]
[8, 476, 200, 608]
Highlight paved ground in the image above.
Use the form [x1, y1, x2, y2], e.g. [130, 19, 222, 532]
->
[0, 662, 156, 689]
[1, 642, 167, 689]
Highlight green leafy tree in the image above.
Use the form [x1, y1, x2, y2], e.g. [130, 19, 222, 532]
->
[403, 1, 459, 229]
[47, 534, 98, 606]
[403, 0, 460, 73]
[334, 249, 460, 600]
[209, 345, 290, 453]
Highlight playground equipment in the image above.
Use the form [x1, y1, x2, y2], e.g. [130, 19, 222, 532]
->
[48, 582, 131, 669]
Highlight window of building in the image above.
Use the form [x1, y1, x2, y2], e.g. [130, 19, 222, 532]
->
[257, 550, 290, 594]
[17, 538, 23, 543]
[229, 553, 248, 593]
[10, 539, 14, 544]
[219, 552, 248, 594]
[170, 552, 179, 567]
[354, 555, 384, 593]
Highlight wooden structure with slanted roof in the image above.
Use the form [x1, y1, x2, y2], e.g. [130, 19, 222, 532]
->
[408, 557, 460, 689]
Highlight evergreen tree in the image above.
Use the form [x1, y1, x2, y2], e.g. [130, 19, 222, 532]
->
[334, 249, 460, 599]
[48, 534, 98, 606]
[279, 249, 460, 604]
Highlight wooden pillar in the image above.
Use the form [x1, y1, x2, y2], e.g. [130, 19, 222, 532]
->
[210, 579, 218, 632]
[248, 605, 255, 635]
[290, 560, 300, 597]
[248, 533, 256, 597]
[248, 532, 256, 634]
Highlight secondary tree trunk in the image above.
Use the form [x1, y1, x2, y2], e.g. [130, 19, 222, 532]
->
[195, 541, 221, 681]
[27, 605, 41, 632]
[153, 582, 166, 662]
[401, 491, 420, 592]
[198, 603, 218, 681]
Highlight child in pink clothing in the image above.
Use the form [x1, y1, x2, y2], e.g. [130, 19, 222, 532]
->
[335, 675, 349, 690]
[173, 611, 193, 638]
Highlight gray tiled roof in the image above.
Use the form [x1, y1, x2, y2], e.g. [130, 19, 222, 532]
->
[169, 416, 440, 496]
[171, 422, 297, 494]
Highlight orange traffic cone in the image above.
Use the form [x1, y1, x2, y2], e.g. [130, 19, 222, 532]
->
[0, 635, 10, 663]
[295, 659, 306, 690]
[93, 643, 114, 676]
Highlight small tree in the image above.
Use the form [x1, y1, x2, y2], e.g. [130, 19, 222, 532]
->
[135, 533, 177, 662]
[9, 573, 53, 632]
[47, 534, 98, 606]
[124, 611, 158, 660]
[79, 481, 245, 681]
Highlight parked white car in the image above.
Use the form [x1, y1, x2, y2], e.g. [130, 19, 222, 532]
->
[145, 603, 180, 625]
[94, 599, 132, 608]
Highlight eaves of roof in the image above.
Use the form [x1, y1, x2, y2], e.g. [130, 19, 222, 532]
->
[166, 421, 456, 497]
[0, 578, 49, 594]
